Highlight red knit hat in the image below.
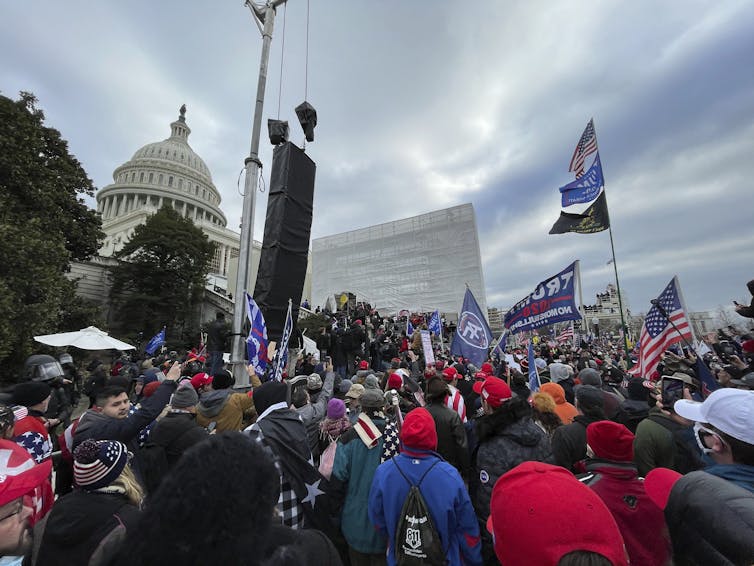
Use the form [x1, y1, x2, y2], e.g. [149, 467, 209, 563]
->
[143, 381, 161, 398]
[488, 462, 628, 566]
[643, 467, 682, 511]
[441, 367, 458, 382]
[586, 421, 635, 462]
[387, 373, 403, 390]
[473, 377, 512, 408]
[358, 360, 369, 370]
[400, 408, 437, 451]
[480, 362, 494, 375]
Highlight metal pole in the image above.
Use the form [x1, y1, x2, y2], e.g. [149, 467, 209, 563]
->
[231, 0, 288, 387]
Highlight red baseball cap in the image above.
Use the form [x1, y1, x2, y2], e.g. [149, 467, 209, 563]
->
[480, 362, 494, 375]
[473, 377, 512, 408]
[387, 373, 403, 390]
[488, 462, 628, 566]
[358, 360, 369, 370]
[190, 372, 213, 390]
[441, 367, 458, 382]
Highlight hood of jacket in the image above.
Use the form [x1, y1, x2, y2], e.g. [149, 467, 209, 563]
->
[476, 406, 544, 447]
[41, 491, 131, 547]
[540, 382, 567, 404]
[198, 389, 232, 418]
[74, 408, 111, 441]
[585, 459, 639, 481]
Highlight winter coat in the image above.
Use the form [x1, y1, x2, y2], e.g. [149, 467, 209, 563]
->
[425, 401, 470, 480]
[621, 398, 650, 434]
[580, 460, 671, 566]
[331, 416, 388, 554]
[295, 372, 335, 461]
[261, 524, 343, 565]
[147, 411, 208, 468]
[196, 389, 255, 432]
[35, 490, 140, 566]
[633, 407, 701, 477]
[472, 412, 553, 522]
[368, 451, 482, 566]
[73, 382, 176, 451]
[540, 382, 578, 424]
[664, 470, 754, 565]
[551, 414, 604, 472]
[206, 318, 228, 351]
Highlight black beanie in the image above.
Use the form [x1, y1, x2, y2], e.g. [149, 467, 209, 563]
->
[253, 381, 288, 415]
[212, 370, 234, 390]
[13, 382, 52, 407]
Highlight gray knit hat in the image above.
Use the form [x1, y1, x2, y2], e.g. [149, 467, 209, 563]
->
[171, 384, 199, 409]
[578, 368, 602, 387]
[359, 388, 385, 409]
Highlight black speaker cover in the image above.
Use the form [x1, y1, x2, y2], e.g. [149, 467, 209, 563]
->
[253, 142, 316, 341]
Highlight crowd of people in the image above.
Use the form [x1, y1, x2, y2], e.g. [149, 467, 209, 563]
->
[1, 302, 753, 565]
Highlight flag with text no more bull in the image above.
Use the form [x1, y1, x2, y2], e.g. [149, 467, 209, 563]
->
[504, 261, 582, 334]
[450, 288, 492, 367]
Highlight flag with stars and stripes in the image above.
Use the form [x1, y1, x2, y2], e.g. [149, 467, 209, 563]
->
[272, 300, 294, 382]
[568, 118, 598, 178]
[245, 293, 270, 376]
[13, 428, 52, 465]
[628, 276, 693, 380]
[557, 324, 574, 343]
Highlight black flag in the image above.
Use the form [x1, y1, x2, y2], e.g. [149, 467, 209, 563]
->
[549, 191, 610, 234]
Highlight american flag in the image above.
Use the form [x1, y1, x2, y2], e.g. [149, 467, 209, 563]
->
[556, 324, 574, 343]
[245, 293, 269, 376]
[569, 118, 598, 178]
[628, 277, 692, 380]
[272, 300, 294, 382]
[14, 431, 52, 464]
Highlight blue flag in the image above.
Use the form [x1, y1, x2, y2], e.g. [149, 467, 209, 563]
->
[245, 293, 269, 376]
[528, 341, 540, 392]
[144, 327, 166, 355]
[559, 153, 604, 207]
[694, 356, 720, 397]
[428, 310, 443, 336]
[272, 301, 294, 382]
[406, 318, 415, 337]
[450, 288, 492, 367]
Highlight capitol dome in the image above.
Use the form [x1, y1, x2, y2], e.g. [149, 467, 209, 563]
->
[96, 106, 241, 278]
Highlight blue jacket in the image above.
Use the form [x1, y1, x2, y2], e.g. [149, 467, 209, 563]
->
[705, 463, 754, 493]
[368, 450, 482, 566]
[332, 416, 388, 554]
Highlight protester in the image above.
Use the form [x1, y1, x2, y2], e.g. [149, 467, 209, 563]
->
[114, 433, 342, 565]
[488, 461, 628, 566]
[551, 385, 606, 473]
[35, 440, 142, 565]
[206, 311, 228, 376]
[424, 377, 470, 480]
[578, 368, 625, 423]
[645, 467, 754, 565]
[530, 391, 563, 438]
[440, 366, 467, 423]
[733, 278, 754, 319]
[471, 376, 552, 563]
[580, 421, 671, 565]
[368, 408, 482, 566]
[344, 383, 365, 425]
[620, 378, 653, 433]
[540, 381, 578, 425]
[332, 389, 389, 565]
[11, 382, 53, 465]
[673, 388, 754, 492]
[195, 368, 256, 433]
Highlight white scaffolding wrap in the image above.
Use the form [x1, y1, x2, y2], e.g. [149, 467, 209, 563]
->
[312, 204, 487, 316]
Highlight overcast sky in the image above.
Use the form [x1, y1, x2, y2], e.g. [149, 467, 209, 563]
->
[3, 1, 753, 318]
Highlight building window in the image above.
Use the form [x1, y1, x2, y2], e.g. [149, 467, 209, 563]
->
[130, 172, 135, 182]
[158, 174, 163, 185]
[149, 173, 154, 183]
[168, 176, 173, 187]
[178, 178, 183, 189]
[140, 172, 144, 182]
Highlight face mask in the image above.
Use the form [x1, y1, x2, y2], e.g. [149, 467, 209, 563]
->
[693, 421, 725, 455]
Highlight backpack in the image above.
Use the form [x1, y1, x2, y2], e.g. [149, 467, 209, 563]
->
[647, 414, 703, 474]
[318, 436, 337, 480]
[392, 458, 448, 565]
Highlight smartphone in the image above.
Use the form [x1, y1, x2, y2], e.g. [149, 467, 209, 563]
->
[207, 422, 216, 433]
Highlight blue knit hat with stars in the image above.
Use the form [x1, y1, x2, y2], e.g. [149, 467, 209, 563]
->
[73, 439, 129, 490]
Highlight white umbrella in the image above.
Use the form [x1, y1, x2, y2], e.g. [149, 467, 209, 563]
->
[34, 326, 135, 351]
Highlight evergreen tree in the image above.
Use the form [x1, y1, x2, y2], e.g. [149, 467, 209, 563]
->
[0, 92, 103, 381]
[110, 205, 215, 338]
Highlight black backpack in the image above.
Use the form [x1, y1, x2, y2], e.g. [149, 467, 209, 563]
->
[392, 458, 447, 565]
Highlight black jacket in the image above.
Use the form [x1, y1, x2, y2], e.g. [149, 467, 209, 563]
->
[206, 318, 228, 351]
[148, 412, 208, 468]
[425, 401, 470, 479]
[36, 490, 140, 566]
[665, 470, 754, 565]
[551, 414, 604, 472]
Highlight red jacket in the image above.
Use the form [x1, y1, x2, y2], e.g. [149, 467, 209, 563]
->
[580, 460, 671, 566]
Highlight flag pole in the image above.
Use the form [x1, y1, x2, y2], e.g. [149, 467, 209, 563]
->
[591, 120, 631, 356]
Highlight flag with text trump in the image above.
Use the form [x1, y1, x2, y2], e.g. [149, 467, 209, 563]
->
[628, 277, 693, 380]
[245, 293, 269, 376]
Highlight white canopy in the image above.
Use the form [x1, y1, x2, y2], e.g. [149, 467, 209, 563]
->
[34, 326, 135, 351]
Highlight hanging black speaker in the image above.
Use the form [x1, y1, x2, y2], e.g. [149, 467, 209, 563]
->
[253, 141, 316, 341]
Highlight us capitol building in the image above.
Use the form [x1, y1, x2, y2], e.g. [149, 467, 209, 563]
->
[70, 106, 271, 325]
